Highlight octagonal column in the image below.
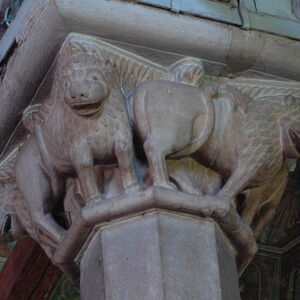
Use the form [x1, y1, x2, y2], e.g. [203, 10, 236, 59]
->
[80, 210, 241, 300]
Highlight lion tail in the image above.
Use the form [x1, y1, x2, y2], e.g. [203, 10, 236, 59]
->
[169, 85, 216, 158]
[0, 146, 30, 243]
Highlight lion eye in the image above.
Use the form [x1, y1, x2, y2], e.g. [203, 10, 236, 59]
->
[92, 76, 98, 81]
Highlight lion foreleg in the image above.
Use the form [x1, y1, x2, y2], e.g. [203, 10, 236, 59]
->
[217, 168, 253, 200]
[75, 165, 101, 203]
[114, 139, 140, 193]
[73, 144, 101, 203]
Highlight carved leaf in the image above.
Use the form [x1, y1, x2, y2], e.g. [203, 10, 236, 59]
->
[168, 58, 205, 87]
[0, 145, 22, 182]
[58, 39, 165, 96]
[226, 81, 300, 101]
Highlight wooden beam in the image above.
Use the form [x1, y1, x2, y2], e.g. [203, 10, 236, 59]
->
[0, 237, 62, 300]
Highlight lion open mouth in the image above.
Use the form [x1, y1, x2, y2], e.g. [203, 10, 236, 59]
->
[70, 99, 105, 116]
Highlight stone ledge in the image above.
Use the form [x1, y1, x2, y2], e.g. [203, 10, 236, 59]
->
[54, 187, 229, 266]
[53, 187, 256, 287]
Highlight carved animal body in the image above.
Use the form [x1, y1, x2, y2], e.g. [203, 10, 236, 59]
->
[14, 54, 139, 246]
[130, 80, 300, 206]
[130, 80, 300, 273]
[4, 45, 299, 274]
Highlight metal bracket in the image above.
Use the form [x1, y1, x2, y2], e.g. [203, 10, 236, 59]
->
[0, 7, 12, 28]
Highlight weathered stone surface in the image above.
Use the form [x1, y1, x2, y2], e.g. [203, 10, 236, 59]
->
[0, 0, 298, 298]
[81, 211, 241, 300]
[0, 33, 299, 298]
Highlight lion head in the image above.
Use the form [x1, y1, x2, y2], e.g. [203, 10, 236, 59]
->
[60, 53, 110, 117]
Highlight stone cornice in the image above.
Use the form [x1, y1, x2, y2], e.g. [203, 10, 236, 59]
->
[0, 0, 299, 152]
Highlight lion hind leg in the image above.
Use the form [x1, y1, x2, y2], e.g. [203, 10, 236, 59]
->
[143, 136, 176, 190]
[241, 187, 262, 225]
[34, 215, 66, 248]
[15, 141, 66, 246]
[213, 167, 257, 276]
[214, 205, 257, 276]
[72, 144, 103, 203]
[252, 167, 288, 238]
[75, 164, 102, 203]
[217, 167, 254, 200]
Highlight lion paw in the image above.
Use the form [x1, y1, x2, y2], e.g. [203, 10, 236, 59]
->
[155, 181, 177, 190]
[125, 183, 143, 194]
[215, 196, 231, 216]
[204, 195, 231, 217]
[86, 195, 104, 207]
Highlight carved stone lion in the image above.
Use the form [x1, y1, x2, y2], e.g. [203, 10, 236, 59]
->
[14, 53, 140, 248]
[129, 80, 300, 271]
[0, 47, 207, 256]
[0, 37, 298, 278]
